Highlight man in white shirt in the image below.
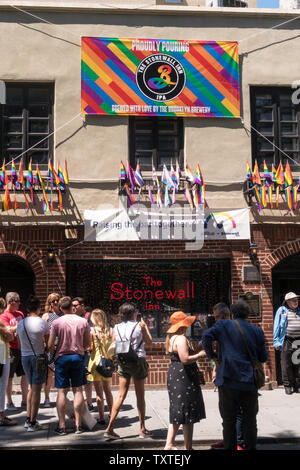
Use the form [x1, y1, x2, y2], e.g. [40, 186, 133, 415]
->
[17, 295, 49, 432]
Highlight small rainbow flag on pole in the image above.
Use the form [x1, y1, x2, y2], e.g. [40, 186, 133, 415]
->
[2, 185, 12, 212]
[120, 161, 127, 180]
[36, 165, 49, 214]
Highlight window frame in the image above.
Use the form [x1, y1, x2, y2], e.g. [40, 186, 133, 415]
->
[129, 116, 184, 172]
[0, 82, 54, 170]
[250, 86, 300, 171]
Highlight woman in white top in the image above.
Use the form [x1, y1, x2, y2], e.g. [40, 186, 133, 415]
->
[104, 303, 152, 440]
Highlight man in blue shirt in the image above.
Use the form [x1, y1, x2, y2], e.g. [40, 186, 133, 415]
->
[202, 301, 268, 450]
[273, 292, 300, 394]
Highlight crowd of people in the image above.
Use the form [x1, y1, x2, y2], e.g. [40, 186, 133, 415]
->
[5, 289, 300, 450]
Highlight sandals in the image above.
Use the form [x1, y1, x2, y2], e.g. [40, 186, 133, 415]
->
[104, 430, 121, 440]
[139, 429, 153, 439]
[0, 417, 17, 426]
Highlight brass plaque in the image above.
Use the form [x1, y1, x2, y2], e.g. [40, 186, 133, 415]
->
[239, 292, 261, 318]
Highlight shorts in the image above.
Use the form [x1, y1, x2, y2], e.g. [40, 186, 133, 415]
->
[117, 357, 149, 381]
[22, 354, 47, 385]
[9, 348, 25, 378]
[54, 354, 87, 389]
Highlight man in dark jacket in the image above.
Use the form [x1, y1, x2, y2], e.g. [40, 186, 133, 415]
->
[202, 301, 268, 450]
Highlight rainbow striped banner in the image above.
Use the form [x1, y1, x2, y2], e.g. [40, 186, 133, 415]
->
[81, 37, 240, 118]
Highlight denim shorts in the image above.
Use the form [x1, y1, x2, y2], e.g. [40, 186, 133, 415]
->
[22, 354, 47, 385]
[54, 354, 87, 389]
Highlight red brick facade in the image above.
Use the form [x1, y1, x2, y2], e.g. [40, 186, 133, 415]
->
[3, 223, 300, 388]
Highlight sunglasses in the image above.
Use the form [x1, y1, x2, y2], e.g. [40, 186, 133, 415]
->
[11, 299, 20, 303]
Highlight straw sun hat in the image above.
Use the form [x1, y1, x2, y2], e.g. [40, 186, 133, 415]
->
[167, 311, 196, 334]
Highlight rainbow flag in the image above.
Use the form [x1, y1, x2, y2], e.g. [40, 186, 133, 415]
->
[192, 186, 199, 208]
[63, 160, 69, 185]
[275, 162, 284, 185]
[285, 161, 293, 187]
[57, 163, 65, 190]
[185, 164, 194, 184]
[2, 185, 12, 212]
[18, 160, 24, 188]
[120, 161, 127, 180]
[194, 163, 202, 186]
[253, 160, 262, 186]
[11, 160, 19, 189]
[26, 160, 35, 204]
[293, 185, 298, 210]
[36, 165, 49, 213]
[263, 161, 272, 208]
[285, 186, 293, 214]
[0, 160, 9, 188]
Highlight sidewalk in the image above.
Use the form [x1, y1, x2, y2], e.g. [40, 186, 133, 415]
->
[1, 388, 300, 449]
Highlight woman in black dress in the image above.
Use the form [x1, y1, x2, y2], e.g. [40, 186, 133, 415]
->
[164, 311, 206, 450]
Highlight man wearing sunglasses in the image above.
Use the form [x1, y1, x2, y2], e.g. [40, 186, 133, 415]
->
[1, 292, 28, 410]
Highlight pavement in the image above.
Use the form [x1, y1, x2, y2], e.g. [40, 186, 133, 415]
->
[1, 387, 300, 450]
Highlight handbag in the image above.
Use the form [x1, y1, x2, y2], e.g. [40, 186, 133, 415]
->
[93, 328, 115, 378]
[234, 320, 265, 389]
[23, 319, 48, 375]
[115, 323, 143, 364]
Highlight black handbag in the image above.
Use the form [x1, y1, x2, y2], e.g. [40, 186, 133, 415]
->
[93, 328, 115, 378]
[234, 320, 265, 389]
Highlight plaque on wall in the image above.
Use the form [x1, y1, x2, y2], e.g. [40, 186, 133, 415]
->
[239, 292, 261, 318]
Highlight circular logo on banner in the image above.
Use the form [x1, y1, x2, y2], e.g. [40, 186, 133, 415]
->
[136, 54, 186, 102]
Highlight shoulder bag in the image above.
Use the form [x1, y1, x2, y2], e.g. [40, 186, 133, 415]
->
[23, 319, 48, 375]
[115, 322, 143, 364]
[234, 320, 265, 389]
[93, 328, 115, 378]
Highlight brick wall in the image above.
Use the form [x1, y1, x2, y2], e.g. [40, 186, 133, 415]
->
[3, 223, 300, 387]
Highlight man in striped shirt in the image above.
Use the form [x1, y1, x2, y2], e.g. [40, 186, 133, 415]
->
[274, 292, 300, 395]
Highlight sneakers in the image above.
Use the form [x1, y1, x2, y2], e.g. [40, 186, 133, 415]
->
[87, 404, 94, 412]
[104, 430, 121, 440]
[54, 427, 67, 436]
[285, 387, 293, 395]
[0, 417, 17, 426]
[24, 418, 30, 429]
[6, 402, 17, 411]
[27, 422, 42, 432]
[43, 398, 51, 408]
[75, 426, 84, 435]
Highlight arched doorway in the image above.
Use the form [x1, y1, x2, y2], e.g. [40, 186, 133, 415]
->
[272, 253, 300, 384]
[0, 254, 35, 314]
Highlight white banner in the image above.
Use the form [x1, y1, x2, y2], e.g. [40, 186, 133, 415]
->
[84, 207, 250, 241]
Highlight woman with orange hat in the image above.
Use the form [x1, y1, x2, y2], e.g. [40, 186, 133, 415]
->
[164, 311, 206, 450]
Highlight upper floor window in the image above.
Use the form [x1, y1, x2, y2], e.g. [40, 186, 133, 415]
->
[0, 82, 54, 170]
[250, 86, 300, 171]
[129, 117, 184, 171]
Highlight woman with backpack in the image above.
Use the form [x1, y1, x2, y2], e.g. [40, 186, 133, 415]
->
[104, 303, 152, 440]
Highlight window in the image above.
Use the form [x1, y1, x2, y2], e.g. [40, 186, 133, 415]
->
[66, 259, 231, 340]
[250, 86, 300, 170]
[0, 83, 54, 170]
[129, 117, 184, 171]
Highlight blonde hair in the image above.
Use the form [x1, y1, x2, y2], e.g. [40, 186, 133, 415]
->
[44, 293, 60, 313]
[90, 309, 110, 336]
[165, 327, 187, 354]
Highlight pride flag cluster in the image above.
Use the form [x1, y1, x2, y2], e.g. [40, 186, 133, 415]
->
[1, 159, 69, 213]
[120, 160, 205, 209]
[247, 160, 298, 214]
